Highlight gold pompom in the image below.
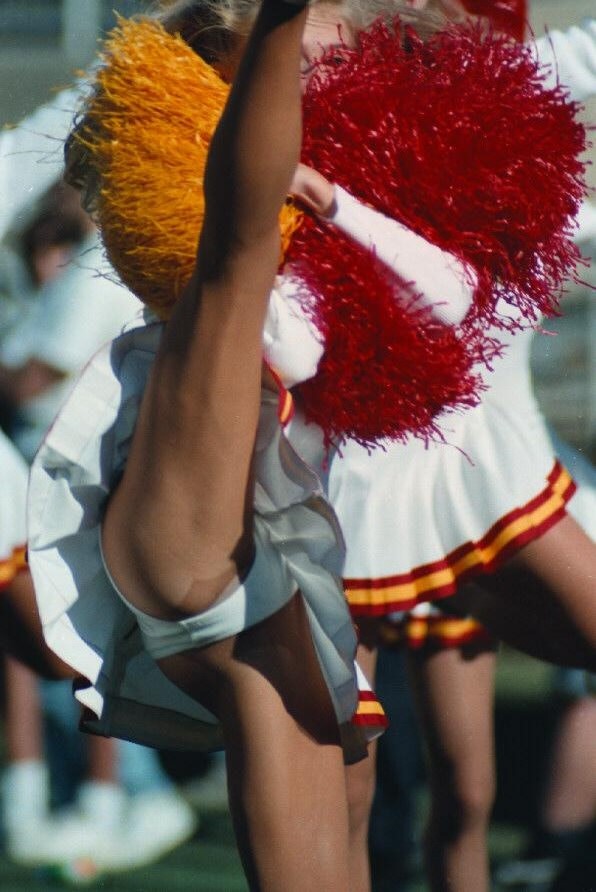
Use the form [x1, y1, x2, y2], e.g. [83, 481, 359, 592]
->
[76, 18, 301, 318]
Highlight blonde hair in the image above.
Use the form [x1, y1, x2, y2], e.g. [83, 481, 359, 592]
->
[156, 0, 258, 68]
[344, 0, 466, 37]
[156, 0, 461, 48]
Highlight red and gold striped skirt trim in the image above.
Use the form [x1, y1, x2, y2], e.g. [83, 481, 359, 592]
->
[352, 689, 388, 729]
[345, 461, 576, 616]
[263, 362, 294, 426]
[379, 613, 495, 651]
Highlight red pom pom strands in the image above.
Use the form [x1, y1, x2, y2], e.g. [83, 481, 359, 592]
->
[294, 240, 488, 449]
[299, 20, 586, 327]
[285, 19, 587, 449]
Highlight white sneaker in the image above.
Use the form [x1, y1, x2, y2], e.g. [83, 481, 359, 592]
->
[63, 787, 198, 875]
[22, 782, 127, 867]
[2, 760, 52, 865]
[107, 788, 198, 871]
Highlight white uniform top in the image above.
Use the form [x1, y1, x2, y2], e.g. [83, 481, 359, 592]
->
[533, 19, 596, 101]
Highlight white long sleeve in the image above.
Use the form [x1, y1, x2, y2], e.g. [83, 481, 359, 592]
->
[263, 278, 324, 387]
[532, 19, 596, 102]
[327, 186, 476, 325]
[262, 185, 478, 386]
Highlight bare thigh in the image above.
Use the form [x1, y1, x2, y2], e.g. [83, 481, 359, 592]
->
[159, 590, 340, 744]
[447, 516, 596, 670]
[159, 591, 351, 892]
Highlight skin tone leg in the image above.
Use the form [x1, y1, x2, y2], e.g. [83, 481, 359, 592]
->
[101, 3, 351, 889]
[449, 517, 596, 671]
[86, 736, 119, 786]
[102, 0, 309, 618]
[3, 656, 44, 763]
[0, 570, 74, 680]
[344, 634, 379, 892]
[542, 696, 596, 831]
[407, 643, 497, 892]
[162, 591, 350, 892]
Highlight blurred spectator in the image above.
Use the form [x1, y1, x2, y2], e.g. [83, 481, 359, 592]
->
[0, 176, 197, 875]
[0, 178, 141, 460]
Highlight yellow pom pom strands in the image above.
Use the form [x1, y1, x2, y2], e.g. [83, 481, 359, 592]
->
[73, 18, 301, 318]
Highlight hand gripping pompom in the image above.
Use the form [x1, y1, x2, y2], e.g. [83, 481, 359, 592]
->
[286, 18, 587, 448]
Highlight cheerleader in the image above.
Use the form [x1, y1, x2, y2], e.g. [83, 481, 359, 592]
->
[261, 1, 594, 887]
[314, 7, 596, 891]
[26, 2, 385, 889]
[26, 2, 590, 890]
[369, 14, 596, 892]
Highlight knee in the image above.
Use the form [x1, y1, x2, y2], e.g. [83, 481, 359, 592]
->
[457, 770, 495, 830]
[431, 762, 495, 838]
[346, 753, 376, 840]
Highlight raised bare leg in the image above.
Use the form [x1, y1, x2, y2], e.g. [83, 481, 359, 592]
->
[102, 0, 308, 621]
[161, 592, 351, 892]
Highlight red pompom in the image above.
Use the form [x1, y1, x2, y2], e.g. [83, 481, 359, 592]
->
[287, 19, 587, 449]
[289, 215, 495, 450]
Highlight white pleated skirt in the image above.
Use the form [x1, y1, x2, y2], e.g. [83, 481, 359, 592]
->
[27, 322, 385, 760]
[325, 326, 578, 616]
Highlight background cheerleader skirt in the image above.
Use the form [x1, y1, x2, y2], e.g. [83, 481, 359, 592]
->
[327, 327, 578, 617]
